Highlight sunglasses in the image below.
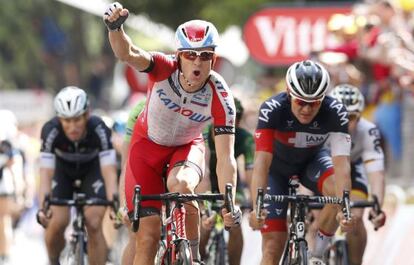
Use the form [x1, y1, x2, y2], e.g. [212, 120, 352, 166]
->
[180, 50, 215, 61]
[290, 95, 323, 108]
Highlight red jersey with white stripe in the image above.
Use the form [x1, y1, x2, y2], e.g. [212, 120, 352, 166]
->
[133, 52, 235, 146]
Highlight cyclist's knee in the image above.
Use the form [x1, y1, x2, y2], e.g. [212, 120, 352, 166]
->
[183, 201, 199, 215]
[321, 174, 335, 196]
[136, 215, 160, 239]
[135, 226, 160, 250]
[85, 215, 105, 235]
[262, 233, 286, 255]
[47, 213, 69, 234]
[168, 178, 194, 193]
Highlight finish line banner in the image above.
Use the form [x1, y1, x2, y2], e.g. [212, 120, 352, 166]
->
[243, 5, 352, 65]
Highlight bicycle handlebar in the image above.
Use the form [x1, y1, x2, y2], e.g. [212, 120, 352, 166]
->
[256, 188, 264, 219]
[44, 194, 118, 209]
[130, 184, 234, 233]
[367, 195, 383, 231]
[255, 188, 353, 221]
[342, 190, 352, 221]
[224, 183, 235, 231]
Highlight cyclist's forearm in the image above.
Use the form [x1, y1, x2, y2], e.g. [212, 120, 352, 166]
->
[332, 156, 352, 197]
[38, 167, 54, 206]
[250, 152, 272, 210]
[367, 170, 385, 206]
[216, 157, 237, 197]
[101, 165, 118, 200]
[108, 30, 151, 71]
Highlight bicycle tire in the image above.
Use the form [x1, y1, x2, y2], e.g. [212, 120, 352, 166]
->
[207, 233, 226, 265]
[334, 240, 349, 265]
[175, 240, 192, 265]
[63, 243, 77, 265]
[280, 240, 291, 265]
[155, 240, 168, 265]
[74, 233, 86, 265]
[297, 240, 308, 265]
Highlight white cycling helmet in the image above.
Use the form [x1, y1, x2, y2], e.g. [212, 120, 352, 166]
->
[54, 86, 89, 118]
[330, 84, 365, 113]
[175, 20, 219, 50]
[286, 60, 330, 101]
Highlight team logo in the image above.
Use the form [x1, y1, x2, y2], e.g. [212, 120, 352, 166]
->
[310, 121, 320, 130]
[287, 120, 294, 128]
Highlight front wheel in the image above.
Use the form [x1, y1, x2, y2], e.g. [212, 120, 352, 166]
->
[74, 233, 86, 265]
[297, 240, 308, 265]
[175, 240, 192, 265]
[334, 240, 349, 265]
[155, 240, 168, 265]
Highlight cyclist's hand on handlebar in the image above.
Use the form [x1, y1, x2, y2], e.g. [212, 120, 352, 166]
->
[222, 205, 242, 228]
[369, 209, 386, 229]
[103, 2, 129, 31]
[36, 208, 52, 229]
[336, 211, 354, 232]
[249, 209, 267, 230]
[117, 206, 131, 225]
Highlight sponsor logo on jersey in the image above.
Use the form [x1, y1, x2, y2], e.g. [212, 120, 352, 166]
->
[191, 87, 211, 107]
[329, 100, 349, 126]
[44, 128, 59, 152]
[95, 124, 109, 150]
[310, 121, 320, 130]
[288, 132, 328, 147]
[287, 120, 294, 128]
[259, 98, 282, 122]
[156, 88, 211, 123]
[92, 179, 104, 195]
[214, 80, 234, 116]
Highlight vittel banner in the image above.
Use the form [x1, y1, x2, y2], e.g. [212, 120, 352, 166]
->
[243, 6, 351, 65]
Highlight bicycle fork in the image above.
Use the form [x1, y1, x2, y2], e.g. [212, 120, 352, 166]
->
[169, 203, 193, 264]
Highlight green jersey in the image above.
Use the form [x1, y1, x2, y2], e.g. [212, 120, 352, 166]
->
[124, 99, 146, 143]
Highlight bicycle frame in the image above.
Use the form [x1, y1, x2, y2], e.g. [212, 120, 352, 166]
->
[256, 179, 350, 265]
[132, 184, 235, 265]
[282, 179, 309, 265]
[44, 192, 117, 265]
[203, 202, 227, 265]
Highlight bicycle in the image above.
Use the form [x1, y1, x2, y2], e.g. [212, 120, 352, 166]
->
[201, 200, 228, 265]
[256, 177, 351, 265]
[43, 185, 119, 265]
[313, 196, 383, 265]
[131, 183, 236, 265]
[201, 199, 251, 265]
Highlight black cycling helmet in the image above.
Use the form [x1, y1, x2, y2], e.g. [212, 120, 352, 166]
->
[234, 97, 244, 121]
[286, 60, 330, 101]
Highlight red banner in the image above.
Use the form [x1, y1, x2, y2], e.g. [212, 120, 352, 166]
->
[243, 6, 352, 65]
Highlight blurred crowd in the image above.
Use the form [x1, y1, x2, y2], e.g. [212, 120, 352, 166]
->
[248, 0, 414, 178]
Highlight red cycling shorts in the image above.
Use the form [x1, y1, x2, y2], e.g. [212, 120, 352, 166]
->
[124, 134, 205, 212]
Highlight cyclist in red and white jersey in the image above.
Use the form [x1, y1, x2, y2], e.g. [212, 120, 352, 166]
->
[330, 84, 386, 265]
[104, 2, 240, 264]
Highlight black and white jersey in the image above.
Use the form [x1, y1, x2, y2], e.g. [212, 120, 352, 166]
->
[39, 116, 116, 169]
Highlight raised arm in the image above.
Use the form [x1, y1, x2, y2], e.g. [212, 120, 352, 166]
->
[103, 2, 152, 71]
